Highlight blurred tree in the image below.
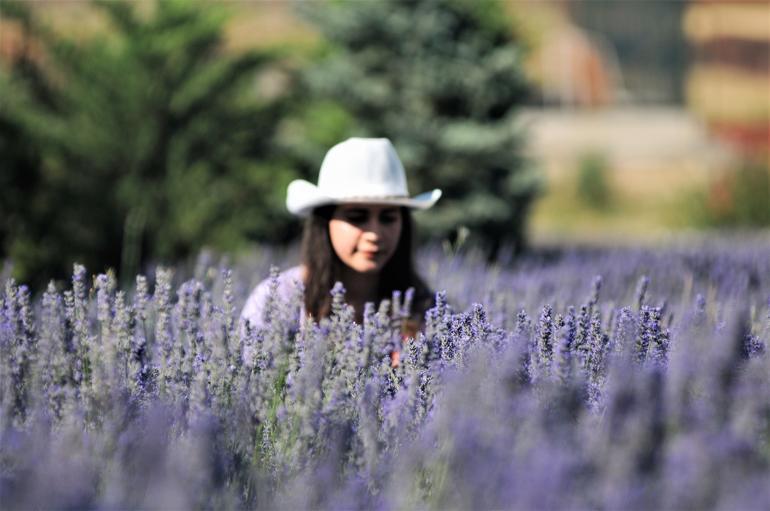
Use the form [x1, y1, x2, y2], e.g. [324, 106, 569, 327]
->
[0, 0, 299, 287]
[297, 0, 541, 258]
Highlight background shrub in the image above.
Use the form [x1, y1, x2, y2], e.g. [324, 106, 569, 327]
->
[684, 160, 770, 229]
[576, 150, 612, 210]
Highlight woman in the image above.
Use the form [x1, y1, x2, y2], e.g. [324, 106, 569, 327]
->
[241, 137, 441, 342]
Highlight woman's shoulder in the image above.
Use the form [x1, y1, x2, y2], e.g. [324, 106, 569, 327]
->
[281, 265, 305, 283]
[256, 265, 304, 289]
[250, 265, 305, 301]
[240, 265, 306, 329]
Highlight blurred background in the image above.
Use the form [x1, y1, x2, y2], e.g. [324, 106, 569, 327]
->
[1, 0, 768, 288]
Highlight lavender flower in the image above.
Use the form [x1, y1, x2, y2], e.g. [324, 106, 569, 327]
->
[634, 275, 650, 311]
[535, 304, 554, 380]
[554, 306, 576, 384]
[1, 239, 770, 509]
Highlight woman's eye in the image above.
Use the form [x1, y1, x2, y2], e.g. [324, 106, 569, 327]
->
[380, 214, 398, 224]
[345, 213, 367, 224]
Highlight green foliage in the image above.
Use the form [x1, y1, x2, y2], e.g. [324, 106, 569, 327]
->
[297, 0, 542, 256]
[0, 0, 299, 287]
[685, 161, 770, 228]
[275, 98, 358, 188]
[576, 151, 612, 210]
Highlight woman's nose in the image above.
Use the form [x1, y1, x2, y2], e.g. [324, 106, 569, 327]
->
[362, 218, 384, 238]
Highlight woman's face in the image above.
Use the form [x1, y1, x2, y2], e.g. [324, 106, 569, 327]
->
[329, 204, 403, 273]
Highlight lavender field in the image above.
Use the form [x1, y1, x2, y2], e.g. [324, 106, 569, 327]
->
[2, 238, 770, 509]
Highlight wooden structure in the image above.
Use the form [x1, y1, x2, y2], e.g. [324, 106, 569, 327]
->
[684, 0, 770, 157]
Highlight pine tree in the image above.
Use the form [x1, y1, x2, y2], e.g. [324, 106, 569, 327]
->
[0, 0, 297, 286]
[298, 0, 542, 257]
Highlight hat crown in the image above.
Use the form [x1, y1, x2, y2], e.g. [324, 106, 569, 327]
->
[317, 138, 409, 199]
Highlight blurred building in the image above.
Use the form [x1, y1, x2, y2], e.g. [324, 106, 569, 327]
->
[514, 1, 734, 174]
[520, 1, 690, 108]
[684, 0, 770, 157]
[520, 2, 620, 108]
[568, 1, 690, 105]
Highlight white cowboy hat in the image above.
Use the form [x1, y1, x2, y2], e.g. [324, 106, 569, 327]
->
[286, 137, 442, 217]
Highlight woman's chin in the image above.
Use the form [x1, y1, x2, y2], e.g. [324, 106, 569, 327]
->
[354, 263, 381, 274]
[349, 257, 382, 274]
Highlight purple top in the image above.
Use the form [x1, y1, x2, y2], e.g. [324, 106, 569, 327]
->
[240, 265, 305, 331]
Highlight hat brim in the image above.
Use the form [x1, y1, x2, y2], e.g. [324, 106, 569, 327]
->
[286, 179, 442, 217]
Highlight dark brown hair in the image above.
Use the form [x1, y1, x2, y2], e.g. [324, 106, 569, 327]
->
[301, 205, 433, 322]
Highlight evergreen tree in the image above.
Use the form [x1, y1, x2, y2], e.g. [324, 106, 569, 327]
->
[0, 0, 298, 286]
[298, 0, 541, 257]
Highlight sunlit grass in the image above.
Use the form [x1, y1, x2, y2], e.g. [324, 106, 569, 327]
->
[531, 161, 714, 243]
